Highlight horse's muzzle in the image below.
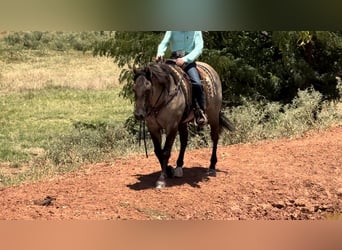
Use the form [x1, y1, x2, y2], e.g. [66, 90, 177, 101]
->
[134, 110, 146, 121]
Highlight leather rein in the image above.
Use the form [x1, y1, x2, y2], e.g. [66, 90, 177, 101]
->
[137, 63, 183, 157]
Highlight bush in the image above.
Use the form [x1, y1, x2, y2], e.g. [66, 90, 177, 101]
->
[220, 87, 337, 145]
[46, 120, 136, 167]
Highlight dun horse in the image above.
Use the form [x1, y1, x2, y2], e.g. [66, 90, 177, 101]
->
[133, 61, 234, 189]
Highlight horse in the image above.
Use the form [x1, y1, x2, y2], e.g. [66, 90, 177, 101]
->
[133, 60, 234, 189]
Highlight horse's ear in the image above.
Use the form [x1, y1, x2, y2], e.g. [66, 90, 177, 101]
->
[133, 65, 138, 75]
[133, 65, 145, 81]
[145, 65, 153, 81]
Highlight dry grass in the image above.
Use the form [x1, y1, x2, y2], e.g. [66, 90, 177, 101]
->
[0, 51, 121, 93]
[0, 50, 135, 186]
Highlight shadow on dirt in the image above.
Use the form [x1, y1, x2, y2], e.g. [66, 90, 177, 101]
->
[127, 166, 226, 190]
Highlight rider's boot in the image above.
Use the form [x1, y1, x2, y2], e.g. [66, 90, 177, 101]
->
[192, 84, 208, 127]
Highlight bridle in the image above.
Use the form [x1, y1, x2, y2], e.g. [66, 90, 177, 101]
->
[138, 71, 180, 119]
[134, 64, 182, 157]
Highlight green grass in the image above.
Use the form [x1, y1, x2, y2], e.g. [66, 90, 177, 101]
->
[0, 86, 132, 163]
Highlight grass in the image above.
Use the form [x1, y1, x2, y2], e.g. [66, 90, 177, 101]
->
[0, 50, 134, 186]
[0, 48, 341, 188]
[0, 87, 131, 162]
[0, 50, 118, 92]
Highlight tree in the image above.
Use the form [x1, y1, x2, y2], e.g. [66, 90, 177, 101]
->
[93, 31, 342, 105]
[93, 31, 163, 100]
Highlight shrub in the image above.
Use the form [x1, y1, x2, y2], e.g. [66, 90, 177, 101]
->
[46, 120, 136, 167]
[220, 87, 334, 145]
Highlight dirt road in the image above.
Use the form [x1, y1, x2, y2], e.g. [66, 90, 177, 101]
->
[1, 126, 341, 220]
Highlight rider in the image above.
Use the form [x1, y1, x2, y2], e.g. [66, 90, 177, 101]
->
[155, 31, 208, 127]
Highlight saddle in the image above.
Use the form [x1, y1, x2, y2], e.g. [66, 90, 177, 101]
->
[164, 59, 212, 124]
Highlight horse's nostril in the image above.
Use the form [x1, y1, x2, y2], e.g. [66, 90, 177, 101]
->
[134, 112, 145, 120]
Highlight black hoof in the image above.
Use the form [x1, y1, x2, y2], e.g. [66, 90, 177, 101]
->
[166, 165, 174, 178]
[208, 169, 216, 177]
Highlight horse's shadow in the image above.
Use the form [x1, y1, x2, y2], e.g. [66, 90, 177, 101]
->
[127, 166, 216, 190]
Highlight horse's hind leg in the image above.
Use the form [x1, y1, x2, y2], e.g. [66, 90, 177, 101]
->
[208, 121, 220, 177]
[174, 122, 188, 177]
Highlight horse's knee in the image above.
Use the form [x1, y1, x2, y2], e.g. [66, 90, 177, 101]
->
[154, 148, 162, 158]
[162, 150, 171, 160]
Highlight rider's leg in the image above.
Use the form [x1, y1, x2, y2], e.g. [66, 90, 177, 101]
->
[185, 62, 207, 126]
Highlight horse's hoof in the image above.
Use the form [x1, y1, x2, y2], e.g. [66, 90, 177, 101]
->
[208, 169, 216, 177]
[174, 167, 183, 178]
[166, 165, 174, 178]
[155, 180, 166, 189]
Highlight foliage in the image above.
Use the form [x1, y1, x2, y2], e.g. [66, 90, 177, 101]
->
[93, 31, 164, 101]
[47, 121, 135, 166]
[221, 88, 342, 145]
[203, 31, 342, 105]
[93, 31, 342, 105]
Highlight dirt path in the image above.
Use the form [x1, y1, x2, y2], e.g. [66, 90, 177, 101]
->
[0, 126, 341, 220]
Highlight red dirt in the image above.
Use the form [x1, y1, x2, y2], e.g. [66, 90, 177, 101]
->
[1, 126, 341, 220]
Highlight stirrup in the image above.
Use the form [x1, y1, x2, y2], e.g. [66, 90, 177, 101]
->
[194, 109, 208, 127]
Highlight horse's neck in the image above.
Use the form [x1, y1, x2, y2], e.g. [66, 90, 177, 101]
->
[168, 65, 184, 84]
[154, 74, 175, 94]
[167, 65, 192, 109]
[150, 80, 166, 107]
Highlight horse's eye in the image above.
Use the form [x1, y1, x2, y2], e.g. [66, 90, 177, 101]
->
[145, 81, 152, 90]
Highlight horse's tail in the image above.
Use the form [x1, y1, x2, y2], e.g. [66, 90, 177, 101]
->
[219, 111, 235, 133]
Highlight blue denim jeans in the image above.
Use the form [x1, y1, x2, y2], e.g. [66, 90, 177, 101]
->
[184, 62, 205, 110]
[184, 62, 201, 86]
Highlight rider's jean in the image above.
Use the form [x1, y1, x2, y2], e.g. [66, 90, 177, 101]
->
[184, 62, 201, 86]
[184, 62, 206, 111]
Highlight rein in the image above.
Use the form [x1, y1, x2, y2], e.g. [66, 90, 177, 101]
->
[138, 120, 148, 158]
[146, 74, 180, 118]
[135, 63, 182, 158]
[148, 87, 165, 116]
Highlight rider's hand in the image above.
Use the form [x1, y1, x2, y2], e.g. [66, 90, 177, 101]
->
[176, 58, 185, 67]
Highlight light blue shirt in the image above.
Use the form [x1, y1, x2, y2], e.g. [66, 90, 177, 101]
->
[157, 31, 203, 64]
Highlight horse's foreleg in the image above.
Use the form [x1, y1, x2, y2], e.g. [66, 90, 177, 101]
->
[155, 130, 178, 189]
[149, 132, 168, 189]
[150, 133, 163, 166]
[174, 123, 188, 177]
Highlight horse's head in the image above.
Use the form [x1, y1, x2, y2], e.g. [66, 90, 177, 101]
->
[133, 65, 152, 120]
[133, 63, 171, 120]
